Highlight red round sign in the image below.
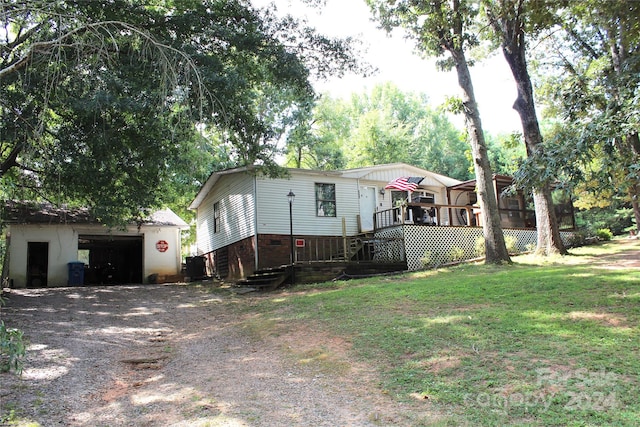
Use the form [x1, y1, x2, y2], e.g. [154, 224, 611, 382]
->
[155, 240, 169, 252]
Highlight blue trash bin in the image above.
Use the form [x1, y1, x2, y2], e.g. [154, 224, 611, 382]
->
[68, 262, 85, 286]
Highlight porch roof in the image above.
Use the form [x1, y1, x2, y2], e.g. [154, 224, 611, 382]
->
[447, 174, 514, 192]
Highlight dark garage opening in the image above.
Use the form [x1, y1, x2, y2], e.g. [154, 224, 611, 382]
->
[27, 242, 49, 288]
[78, 235, 143, 284]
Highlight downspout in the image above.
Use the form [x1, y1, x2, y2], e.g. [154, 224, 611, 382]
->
[446, 187, 453, 226]
[252, 175, 259, 270]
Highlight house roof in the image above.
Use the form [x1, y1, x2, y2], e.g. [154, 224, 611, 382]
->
[2, 201, 189, 229]
[188, 165, 345, 210]
[338, 163, 463, 188]
[189, 166, 253, 210]
[189, 163, 464, 210]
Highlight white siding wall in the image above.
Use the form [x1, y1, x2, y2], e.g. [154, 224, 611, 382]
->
[256, 174, 361, 236]
[195, 172, 256, 254]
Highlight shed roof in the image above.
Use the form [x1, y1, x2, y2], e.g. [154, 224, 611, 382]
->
[2, 201, 189, 228]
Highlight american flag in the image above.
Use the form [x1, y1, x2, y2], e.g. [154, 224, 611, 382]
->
[384, 176, 424, 192]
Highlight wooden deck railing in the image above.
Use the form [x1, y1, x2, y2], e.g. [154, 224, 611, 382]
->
[374, 203, 478, 230]
[373, 203, 557, 231]
[294, 235, 405, 264]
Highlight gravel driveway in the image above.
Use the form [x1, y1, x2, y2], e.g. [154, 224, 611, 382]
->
[0, 284, 401, 426]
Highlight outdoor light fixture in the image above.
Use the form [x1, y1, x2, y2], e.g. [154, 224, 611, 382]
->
[287, 189, 295, 284]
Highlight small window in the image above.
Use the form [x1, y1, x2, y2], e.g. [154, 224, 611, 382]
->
[213, 201, 220, 233]
[315, 183, 336, 217]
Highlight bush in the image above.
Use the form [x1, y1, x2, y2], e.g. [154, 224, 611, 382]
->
[421, 250, 445, 268]
[566, 231, 588, 248]
[575, 206, 634, 236]
[0, 320, 25, 374]
[504, 235, 518, 254]
[474, 237, 485, 257]
[0, 295, 26, 375]
[475, 235, 519, 256]
[596, 228, 613, 241]
[448, 247, 465, 262]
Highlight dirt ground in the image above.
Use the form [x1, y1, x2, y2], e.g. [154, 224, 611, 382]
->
[1, 239, 638, 426]
[0, 285, 419, 426]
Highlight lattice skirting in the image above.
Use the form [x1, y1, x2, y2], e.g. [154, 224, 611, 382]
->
[372, 227, 406, 262]
[375, 226, 574, 271]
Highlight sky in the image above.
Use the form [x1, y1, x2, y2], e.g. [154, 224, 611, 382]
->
[253, 0, 523, 134]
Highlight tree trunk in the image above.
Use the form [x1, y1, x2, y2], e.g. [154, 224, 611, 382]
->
[629, 184, 640, 232]
[609, 20, 640, 229]
[451, 48, 511, 264]
[499, 20, 567, 255]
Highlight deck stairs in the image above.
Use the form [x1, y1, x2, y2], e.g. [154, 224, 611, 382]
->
[332, 232, 376, 261]
[234, 265, 291, 292]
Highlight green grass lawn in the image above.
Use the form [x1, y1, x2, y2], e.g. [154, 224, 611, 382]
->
[241, 240, 640, 426]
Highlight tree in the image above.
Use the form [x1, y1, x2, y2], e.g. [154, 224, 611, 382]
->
[532, 0, 640, 231]
[0, 0, 362, 224]
[483, 0, 567, 255]
[285, 82, 472, 179]
[343, 83, 470, 176]
[366, 0, 510, 263]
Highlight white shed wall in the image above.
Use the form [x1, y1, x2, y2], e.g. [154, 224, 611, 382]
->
[195, 172, 256, 254]
[141, 226, 183, 277]
[8, 225, 77, 287]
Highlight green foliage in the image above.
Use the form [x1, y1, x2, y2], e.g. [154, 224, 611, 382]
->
[448, 246, 466, 262]
[475, 236, 486, 257]
[596, 228, 613, 241]
[0, 318, 25, 375]
[532, 0, 640, 220]
[0, 0, 363, 225]
[575, 205, 635, 236]
[420, 250, 435, 268]
[485, 132, 527, 176]
[475, 235, 518, 256]
[295, 82, 472, 180]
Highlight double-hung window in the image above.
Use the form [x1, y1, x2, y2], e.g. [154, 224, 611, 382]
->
[213, 201, 220, 233]
[315, 183, 336, 217]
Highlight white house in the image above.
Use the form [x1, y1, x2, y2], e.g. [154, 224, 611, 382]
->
[2, 202, 189, 288]
[188, 163, 464, 280]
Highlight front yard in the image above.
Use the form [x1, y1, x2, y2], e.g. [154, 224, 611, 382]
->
[243, 239, 640, 426]
[1, 239, 638, 426]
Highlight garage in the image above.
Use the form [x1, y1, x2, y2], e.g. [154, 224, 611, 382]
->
[78, 235, 143, 284]
[3, 201, 189, 288]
